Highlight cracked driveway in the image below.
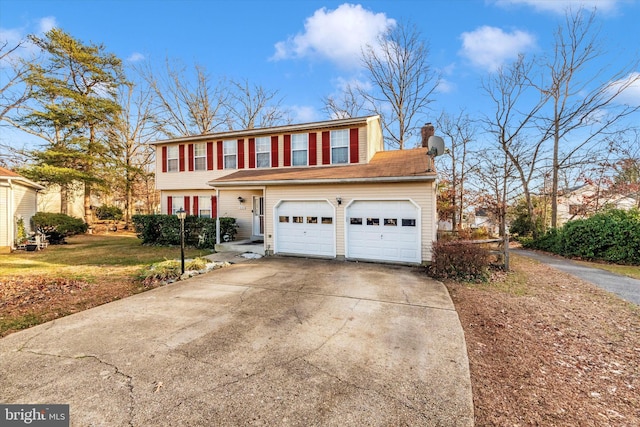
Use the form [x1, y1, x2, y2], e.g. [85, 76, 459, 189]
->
[0, 257, 473, 426]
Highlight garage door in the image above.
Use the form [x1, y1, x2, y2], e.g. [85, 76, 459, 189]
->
[346, 200, 421, 263]
[275, 201, 335, 257]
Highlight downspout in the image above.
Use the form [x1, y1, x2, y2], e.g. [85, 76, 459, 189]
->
[215, 187, 220, 245]
[8, 178, 15, 250]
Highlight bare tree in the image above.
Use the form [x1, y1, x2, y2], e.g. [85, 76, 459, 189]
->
[139, 58, 228, 138]
[537, 8, 640, 227]
[472, 148, 519, 237]
[321, 82, 366, 119]
[481, 55, 550, 237]
[226, 78, 289, 129]
[436, 110, 478, 231]
[360, 21, 439, 149]
[0, 40, 34, 122]
[106, 80, 157, 226]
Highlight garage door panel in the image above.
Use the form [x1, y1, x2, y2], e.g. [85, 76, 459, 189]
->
[347, 200, 420, 264]
[276, 201, 335, 257]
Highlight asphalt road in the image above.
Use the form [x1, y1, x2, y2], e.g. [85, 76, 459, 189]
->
[515, 249, 640, 305]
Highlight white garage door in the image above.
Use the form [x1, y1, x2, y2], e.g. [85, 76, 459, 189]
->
[275, 201, 335, 257]
[346, 200, 421, 264]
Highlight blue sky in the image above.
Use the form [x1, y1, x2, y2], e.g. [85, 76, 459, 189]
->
[1, 0, 639, 149]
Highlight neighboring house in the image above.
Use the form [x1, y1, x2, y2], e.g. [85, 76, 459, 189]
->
[0, 166, 45, 253]
[557, 184, 638, 226]
[150, 115, 438, 264]
[38, 183, 86, 219]
[473, 209, 500, 236]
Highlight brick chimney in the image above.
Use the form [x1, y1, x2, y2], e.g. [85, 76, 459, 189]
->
[421, 123, 435, 148]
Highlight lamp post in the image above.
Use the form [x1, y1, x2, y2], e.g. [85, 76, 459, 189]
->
[176, 208, 186, 274]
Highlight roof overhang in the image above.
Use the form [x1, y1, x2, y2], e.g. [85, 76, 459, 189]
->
[209, 175, 435, 188]
[148, 115, 380, 145]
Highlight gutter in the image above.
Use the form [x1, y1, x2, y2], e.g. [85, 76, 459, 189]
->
[208, 175, 436, 188]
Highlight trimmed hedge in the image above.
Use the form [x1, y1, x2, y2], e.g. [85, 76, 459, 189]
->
[32, 212, 88, 244]
[523, 209, 640, 265]
[131, 215, 238, 249]
[430, 240, 492, 282]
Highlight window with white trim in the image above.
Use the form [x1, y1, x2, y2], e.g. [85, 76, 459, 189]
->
[198, 196, 211, 218]
[331, 129, 348, 164]
[194, 143, 206, 171]
[171, 196, 184, 215]
[291, 133, 308, 166]
[167, 145, 179, 172]
[223, 140, 237, 169]
[255, 137, 271, 168]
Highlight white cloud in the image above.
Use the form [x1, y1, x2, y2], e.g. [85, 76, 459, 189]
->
[459, 26, 536, 72]
[491, 0, 621, 14]
[607, 72, 640, 106]
[127, 52, 145, 62]
[290, 105, 319, 122]
[38, 16, 57, 34]
[435, 78, 455, 94]
[271, 3, 395, 69]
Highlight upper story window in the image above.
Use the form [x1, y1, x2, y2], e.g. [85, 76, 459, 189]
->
[255, 137, 271, 168]
[194, 143, 206, 171]
[291, 133, 308, 166]
[331, 129, 348, 164]
[167, 145, 179, 172]
[223, 140, 237, 169]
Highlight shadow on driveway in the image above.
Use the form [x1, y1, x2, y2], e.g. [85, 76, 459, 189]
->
[0, 257, 473, 426]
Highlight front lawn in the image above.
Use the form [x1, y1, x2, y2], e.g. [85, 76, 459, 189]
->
[0, 233, 211, 337]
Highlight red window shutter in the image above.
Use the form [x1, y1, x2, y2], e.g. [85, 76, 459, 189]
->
[162, 146, 167, 173]
[283, 134, 291, 167]
[212, 196, 218, 218]
[167, 196, 172, 215]
[188, 144, 194, 171]
[309, 133, 317, 165]
[193, 196, 199, 216]
[184, 196, 191, 215]
[271, 136, 278, 167]
[237, 139, 245, 169]
[179, 144, 185, 171]
[216, 141, 223, 170]
[322, 131, 330, 165]
[248, 138, 256, 168]
[349, 128, 359, 163]
[207, 142, 214, 170]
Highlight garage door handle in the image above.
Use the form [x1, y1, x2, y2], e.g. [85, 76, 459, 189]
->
[380, 234, 383, 239]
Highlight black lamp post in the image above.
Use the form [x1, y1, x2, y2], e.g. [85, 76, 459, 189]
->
[176, 207, 186, 274]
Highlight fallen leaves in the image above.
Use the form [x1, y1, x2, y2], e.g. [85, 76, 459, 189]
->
[447, 255, 640, 426]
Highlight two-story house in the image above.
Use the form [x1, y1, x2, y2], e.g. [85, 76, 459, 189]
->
[150, 115, 438, 264]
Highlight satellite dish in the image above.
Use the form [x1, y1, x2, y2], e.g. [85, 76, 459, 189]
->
[427, 136, 445, 157]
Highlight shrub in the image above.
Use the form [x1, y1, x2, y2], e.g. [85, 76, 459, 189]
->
[430, 241, 492, 282]
[131, 215, 238, 249]
[526, 209, 640, 265]
[32, 212, 88, 244]
[95, 205, 123, 221]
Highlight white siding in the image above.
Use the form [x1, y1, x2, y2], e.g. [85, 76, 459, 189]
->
[264, 181, 435, 263]
[217, 189, 263, 241]
[0, 186, 8, 249]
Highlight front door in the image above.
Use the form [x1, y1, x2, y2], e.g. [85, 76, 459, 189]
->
[253, 196, 264, 236]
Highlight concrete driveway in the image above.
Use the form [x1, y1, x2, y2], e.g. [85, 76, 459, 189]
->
[0, 257, 473, 426]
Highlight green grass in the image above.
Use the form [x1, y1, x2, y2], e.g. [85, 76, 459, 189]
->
[0, 233, 211, 280]
[573, 260, 640, 280]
